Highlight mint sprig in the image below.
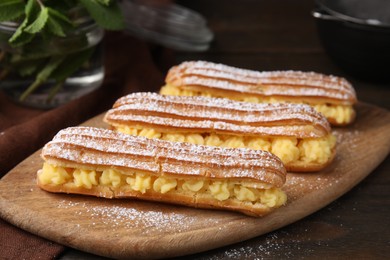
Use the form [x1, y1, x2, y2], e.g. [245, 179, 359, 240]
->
[0, 0, 124, 102]
[8, 0, 38, 47]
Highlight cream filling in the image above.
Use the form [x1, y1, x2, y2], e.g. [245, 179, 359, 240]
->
[160, 84, 354, 125]
[38, 163, 287, 208]
[116, 126, 336, 166]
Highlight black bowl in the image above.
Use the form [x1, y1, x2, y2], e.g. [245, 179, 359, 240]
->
[312, 0, 390, 83]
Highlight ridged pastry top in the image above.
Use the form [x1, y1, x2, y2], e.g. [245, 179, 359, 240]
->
[41, 127, 286, 187]
[166, 61, 357, 105]
[105, 92, 331, 138]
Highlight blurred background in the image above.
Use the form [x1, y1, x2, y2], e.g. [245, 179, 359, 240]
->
[124, 0, 389, 109]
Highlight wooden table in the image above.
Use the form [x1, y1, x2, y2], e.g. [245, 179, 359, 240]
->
[59, 0, 389, 259]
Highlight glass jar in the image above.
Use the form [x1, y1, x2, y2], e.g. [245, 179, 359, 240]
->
[0, 11, 104, 109]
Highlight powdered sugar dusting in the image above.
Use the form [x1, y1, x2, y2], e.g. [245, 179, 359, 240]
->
[56, 200, 205, 234]
[168, 61, 356, 102]
[185, 64, 351, 90]
[333, 129, 361, 149]
[180, 61, 351, 87]
[107, 92, 330, 137]
[182, 76, 353, 101]
[195, 231, 320, 259]
[42, 127, 286, 186]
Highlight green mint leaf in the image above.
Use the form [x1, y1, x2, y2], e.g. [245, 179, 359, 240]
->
[47, 7, 73, 25]
[46, 16, 66, 37]
[25, 0, 41, 21]
[9, 0, 40, 47]
[45, 7, 74, 36]
[9, 18, 34, 47]
[24, 7, 49, 34]
[0, 0, 24, 22]
[51, 47, 95, 82]
[95, 0, 112, 6]
[79, 0, 125, 30]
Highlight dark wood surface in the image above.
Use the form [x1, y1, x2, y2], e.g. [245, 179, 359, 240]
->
[58, 0, 389, 259]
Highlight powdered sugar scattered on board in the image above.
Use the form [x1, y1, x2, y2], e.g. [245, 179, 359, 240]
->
[194, 231, 320, 259]
[285, 128, 361, 200]
[333, 129, 361, 148]
[56, 199, 208, 234]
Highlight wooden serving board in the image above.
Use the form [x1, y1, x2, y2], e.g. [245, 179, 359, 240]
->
[0, 103, 389, 259]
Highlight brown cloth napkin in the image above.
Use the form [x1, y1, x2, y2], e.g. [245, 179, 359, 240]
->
[0, 32, 174, 259]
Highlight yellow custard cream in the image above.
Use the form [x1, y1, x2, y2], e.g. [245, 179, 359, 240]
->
[116, 126, 336, 166]
[39, 163, 287, 207]
[160, 84, 354, 125]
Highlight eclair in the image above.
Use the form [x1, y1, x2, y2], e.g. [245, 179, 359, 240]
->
[160, 61, 357, 126]
[104, 92, 336, 172]
[37, 127, 287, 217]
